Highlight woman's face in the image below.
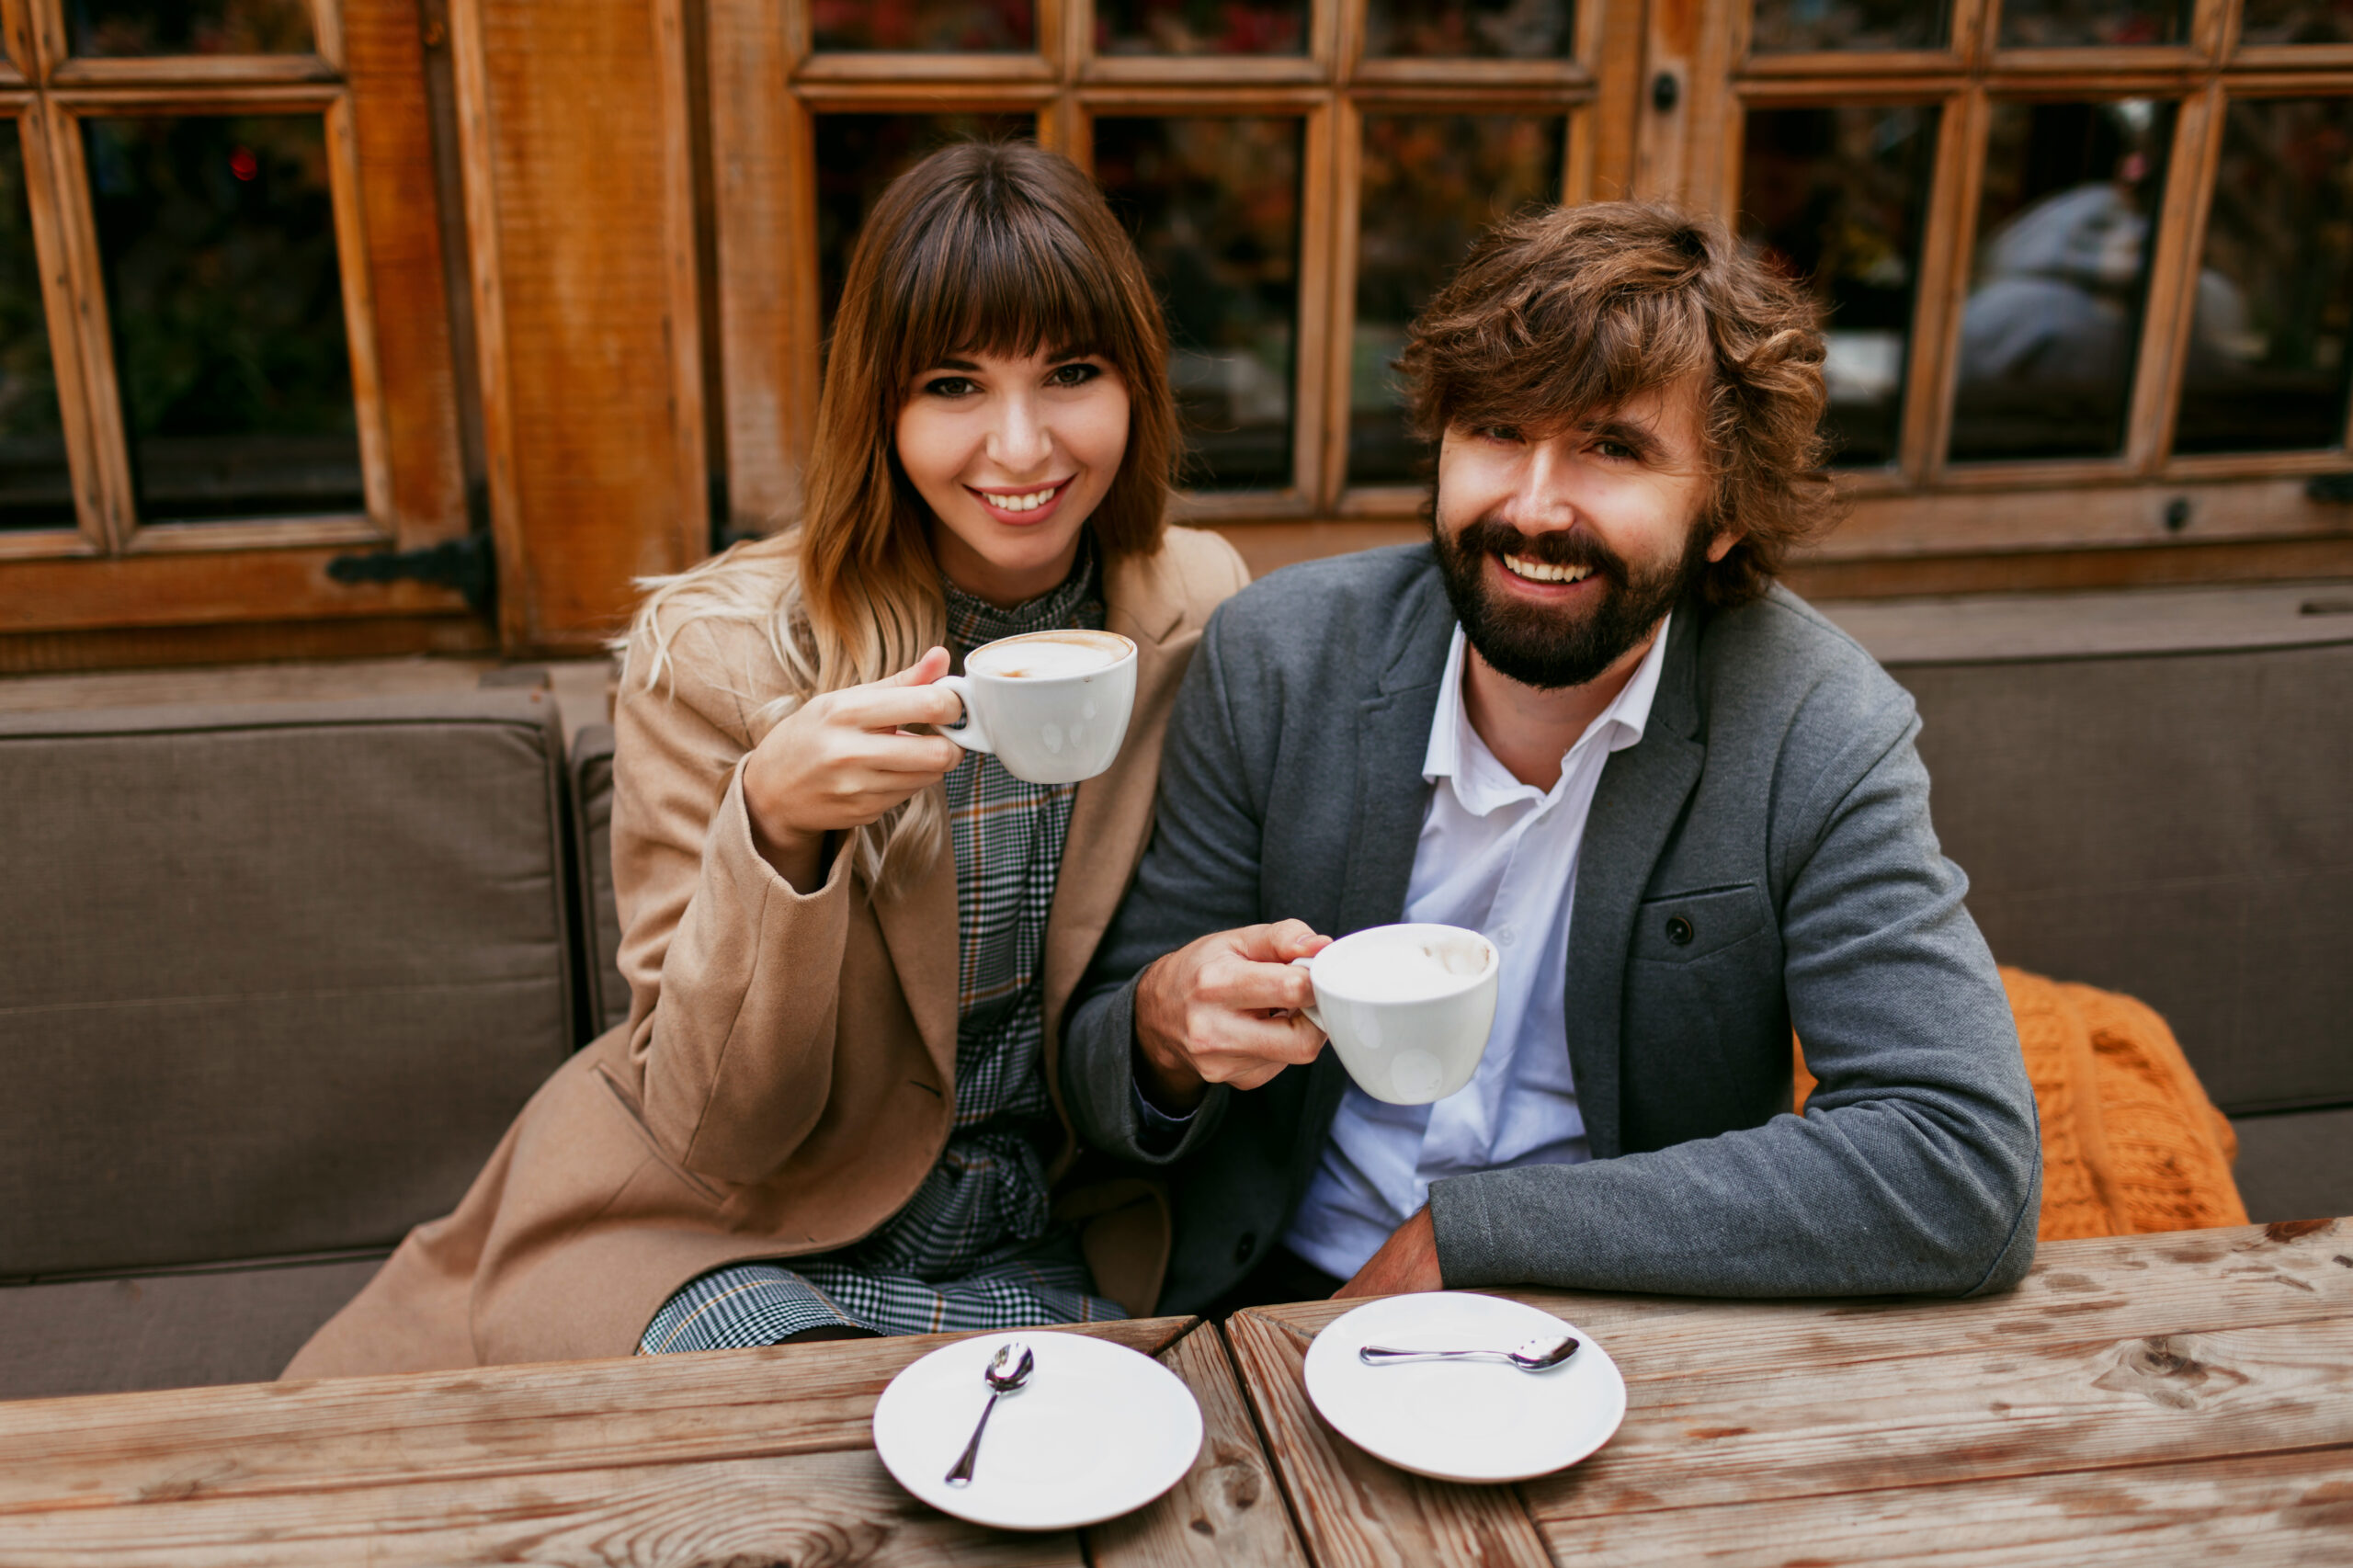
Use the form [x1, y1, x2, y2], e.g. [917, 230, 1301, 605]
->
[895, 347, 1131, 607]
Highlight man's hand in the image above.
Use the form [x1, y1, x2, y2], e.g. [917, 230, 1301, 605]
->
[1335, 1206, 1442, 1298]
[1132, 919, 1332, 1112]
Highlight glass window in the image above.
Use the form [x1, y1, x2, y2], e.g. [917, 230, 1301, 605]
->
[1095, 116, 1302, 490]
[1095, 1, 1307, 56]
[2238, 0, 2353, 45]
[1740, 104, 1936, 469]
[1949, 99, 2175, 463]
[67, 0, 313, 57]
[1363, 0, 1574, 60]
[2174, 97, 2353, 453]
[1748, 0, 1949, 52]
[85, 115, 361, 523]
[1997, 0, 2188, 47]
[1351, 115, 1563, 486]
[0, 121, 72, 531]
[809, 0, 1033, 53]
[812, 114, 1035, 334]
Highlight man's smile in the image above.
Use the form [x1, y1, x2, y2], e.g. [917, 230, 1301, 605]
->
[1499, 553, 1595, 585]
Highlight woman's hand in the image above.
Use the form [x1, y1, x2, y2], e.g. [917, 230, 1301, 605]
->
[741, 646, 966, 889]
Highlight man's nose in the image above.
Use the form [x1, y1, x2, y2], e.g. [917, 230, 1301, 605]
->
[986, 392, 1052, 474]
[1506, 440, 1583, 526]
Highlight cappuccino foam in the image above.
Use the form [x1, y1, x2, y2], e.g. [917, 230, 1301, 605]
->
[969, 631, 1130, 680]
[1313, 933, 1488, 1003]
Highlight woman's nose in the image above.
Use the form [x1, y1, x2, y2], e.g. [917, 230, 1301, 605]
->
[986, 393, 1052, 474]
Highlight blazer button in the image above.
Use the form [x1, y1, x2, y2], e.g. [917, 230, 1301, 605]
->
[1665, 915, 1694, 946]
[1233, 1232, 1257, 1266]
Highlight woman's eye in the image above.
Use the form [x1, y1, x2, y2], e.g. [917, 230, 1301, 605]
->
[923, 376, 977, 398]
[1046, 361, 1102, 388]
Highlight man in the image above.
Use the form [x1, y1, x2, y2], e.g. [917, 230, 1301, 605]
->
[1059, 202, 2041, 1313]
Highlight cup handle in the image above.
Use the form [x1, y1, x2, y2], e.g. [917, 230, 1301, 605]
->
[1288, 955, 1325, 1034]
[936, 674, 993, 755]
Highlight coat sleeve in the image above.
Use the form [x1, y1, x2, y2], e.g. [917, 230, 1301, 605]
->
[609, 613, 858, 1185]
[1427, 701, 2043, 1300]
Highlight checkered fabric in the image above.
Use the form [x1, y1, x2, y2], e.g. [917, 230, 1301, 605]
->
[639, 540, 1123, 1353]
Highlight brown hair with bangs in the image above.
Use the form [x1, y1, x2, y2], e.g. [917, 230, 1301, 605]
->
[1400, 200, 1835, 608]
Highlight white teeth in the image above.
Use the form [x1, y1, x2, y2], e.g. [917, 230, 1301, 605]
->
[985, 487, 1057, 512]
[1502, 553, 1592, 585]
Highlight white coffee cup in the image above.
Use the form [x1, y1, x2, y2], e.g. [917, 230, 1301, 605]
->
[937, 629, 1139, 786]
[1290, 923, 1500, 1106]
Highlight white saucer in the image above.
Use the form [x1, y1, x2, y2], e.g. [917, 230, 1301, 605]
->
[872, 1329, 1203, 1531]
[1303, 1292, 1627, 1483]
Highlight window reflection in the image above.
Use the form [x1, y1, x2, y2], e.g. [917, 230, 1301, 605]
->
[2174, 97, 2353, 453]
[0, 121, 72, 531]
[1949, 100, 2174, 463]
[1095, 117, 1302, 490]
[1352, 115, 1562, 486]
[1740, 105, 1935, 469]
[811, 114, 1034, 335]
[1096, 1, 1306, 55]
[2240, 0, 2353, 45]
[1363, 0, 1574, 60]
[1997, 0, 2188, 47]
[68, 0, 312, 56]
[1749, 0, 1948, 52]
[810, 0, 1032, 52]
[85, 115, 362, 522]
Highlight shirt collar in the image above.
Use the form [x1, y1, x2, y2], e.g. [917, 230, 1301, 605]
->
[1422, 610, 1674, 805]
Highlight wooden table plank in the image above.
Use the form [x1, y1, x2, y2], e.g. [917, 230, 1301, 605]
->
[0, 1448, 1082, 1568]
[1089, 1323, 1311, 1568]
[1524, 1315, 2353, 1522]
[0, 1317, 1194, 1517]
[1250, 1220, 2352, 1385]
[1222, 1311, 1552, 1568]
[1532, 1444, 2353, 1568]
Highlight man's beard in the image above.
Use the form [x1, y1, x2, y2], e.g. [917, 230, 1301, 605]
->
[1430, 503, 1711, 691]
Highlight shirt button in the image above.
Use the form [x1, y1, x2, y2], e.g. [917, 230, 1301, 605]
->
[1666, 915, 1695, 946]
[1495, 925, 1517, 948]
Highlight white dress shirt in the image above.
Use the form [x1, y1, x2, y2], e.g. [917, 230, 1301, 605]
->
[1280, 614, 1672, 1280]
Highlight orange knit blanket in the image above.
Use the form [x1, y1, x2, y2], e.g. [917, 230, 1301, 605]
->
[1795, 967, 2247, 1240]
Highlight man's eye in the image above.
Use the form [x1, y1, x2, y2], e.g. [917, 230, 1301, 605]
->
[1476, 425, 1522, 443]
[1595, 439, 1636, 460]
[1047, 361, 1102, 388]
[923, 376, 978, 398]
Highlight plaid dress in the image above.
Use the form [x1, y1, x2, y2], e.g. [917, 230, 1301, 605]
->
[639, 545, 1126, 1353]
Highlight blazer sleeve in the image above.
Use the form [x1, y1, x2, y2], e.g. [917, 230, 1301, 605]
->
[609, 613, 858, 1185]
[1427, 700, 2043, 1300]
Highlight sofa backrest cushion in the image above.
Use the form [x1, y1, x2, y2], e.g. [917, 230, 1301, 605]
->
[1890, 637, 2353, 1115]
[570, 722, 630, 1040]
[0, 692, 575, 1278]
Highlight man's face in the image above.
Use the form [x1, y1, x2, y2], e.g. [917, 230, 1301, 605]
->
[1430, 377, 1733, 691]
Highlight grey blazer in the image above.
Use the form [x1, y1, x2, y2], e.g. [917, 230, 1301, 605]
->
[1063, 545, 2041, 1314]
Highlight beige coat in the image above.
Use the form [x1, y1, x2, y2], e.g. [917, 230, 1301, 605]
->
[286, 527, 1248, 1377]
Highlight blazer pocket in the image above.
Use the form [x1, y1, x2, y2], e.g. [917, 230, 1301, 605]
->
[1631, 882, 1770, 965]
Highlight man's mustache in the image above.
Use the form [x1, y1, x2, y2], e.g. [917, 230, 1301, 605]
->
[1450, 516, 1631, 588]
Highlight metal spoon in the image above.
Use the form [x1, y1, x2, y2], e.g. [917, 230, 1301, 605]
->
[945, 1340, 1035, 1486]
[1358, 1334, 1580, 1371]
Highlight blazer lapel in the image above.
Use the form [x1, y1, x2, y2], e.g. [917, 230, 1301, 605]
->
[871, 829, 961, 1093]
[1563, 606, 1706, 1159]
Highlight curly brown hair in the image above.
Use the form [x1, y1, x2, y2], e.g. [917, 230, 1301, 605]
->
[1399, 200, 1836, 608]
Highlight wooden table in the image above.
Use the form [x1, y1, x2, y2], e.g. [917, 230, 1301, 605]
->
[0, 1315, 1305, 1567]
[1226, 1219, 2353, 1567]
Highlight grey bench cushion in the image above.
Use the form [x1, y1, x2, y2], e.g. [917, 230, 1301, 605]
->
[1890, 638, 2353, 1116]
[570, 722, 629, 1040]
[0, 693, 575, 1280]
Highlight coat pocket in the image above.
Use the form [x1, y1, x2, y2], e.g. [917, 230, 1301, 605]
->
[1631, 882, 1771, 965]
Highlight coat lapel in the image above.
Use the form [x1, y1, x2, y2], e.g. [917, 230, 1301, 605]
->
[1563, 606, 1706, 1159]
[871, 824, 961, 1094]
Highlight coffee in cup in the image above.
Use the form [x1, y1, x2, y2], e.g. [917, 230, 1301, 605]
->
[1291, 923, 1499, 1105]
[938, 629, 1138, 785]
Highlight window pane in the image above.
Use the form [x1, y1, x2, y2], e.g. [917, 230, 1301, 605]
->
[85, 115, 362, 522]
[1351, 116, 1563, 486]
[1949, 99, 2174, 463]
[810, 0, 1032, 52]
[1749, 0, 1949, 52]
[1364, 0, 1574, 59]
[812, 114, 1035, 335]
[2239, 0, 2353, 45]
[2174, 97, 2353, 454]
[1096, 1, 1307, 55]
[68, 0, 312, 56]
[1997, 0, 2188, 47]
[1096, 117, 1302, 491]
[1740, 105, 1936, 469]
[0, 122, 72, 530]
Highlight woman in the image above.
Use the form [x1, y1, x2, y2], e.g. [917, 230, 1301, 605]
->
[286, 141, 1247, 1373]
